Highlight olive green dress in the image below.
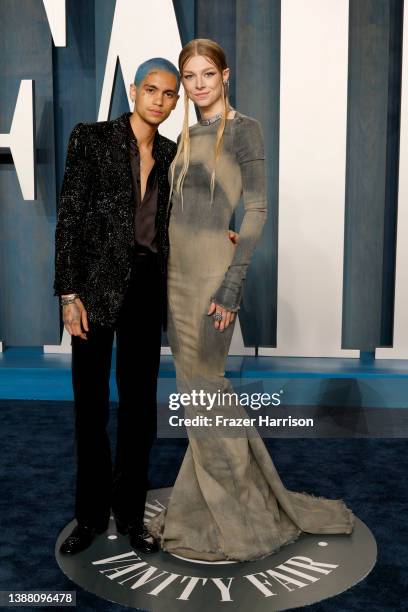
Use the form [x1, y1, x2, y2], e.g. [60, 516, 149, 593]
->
[146, 111, 355, 561]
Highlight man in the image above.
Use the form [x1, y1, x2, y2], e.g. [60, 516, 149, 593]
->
[54, 58, 180, 555]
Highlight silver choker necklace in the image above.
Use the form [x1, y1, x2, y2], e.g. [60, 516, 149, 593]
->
[199, 112, 223, 126]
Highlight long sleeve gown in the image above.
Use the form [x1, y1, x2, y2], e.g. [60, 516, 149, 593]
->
[146, 111, 355, 562]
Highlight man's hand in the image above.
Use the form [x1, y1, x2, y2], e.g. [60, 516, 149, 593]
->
[228, 230, 239, 245]
[62, 297, 89, 340]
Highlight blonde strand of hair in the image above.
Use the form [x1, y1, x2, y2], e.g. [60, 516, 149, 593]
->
[210, 84, 229, 205]
[173, 88, 191, 211]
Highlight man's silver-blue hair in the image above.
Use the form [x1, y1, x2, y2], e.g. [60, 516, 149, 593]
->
[134, 57, 180, 92]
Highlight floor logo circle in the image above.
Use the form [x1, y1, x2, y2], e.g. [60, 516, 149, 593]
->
[56, 487, 377, 611]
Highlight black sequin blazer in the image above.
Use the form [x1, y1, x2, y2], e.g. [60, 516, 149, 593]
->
[53, 112, 177, 328]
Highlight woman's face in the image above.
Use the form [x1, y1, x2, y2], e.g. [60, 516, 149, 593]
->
[181, 54, 229, 111]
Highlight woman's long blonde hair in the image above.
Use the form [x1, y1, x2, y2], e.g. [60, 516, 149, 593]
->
[169, 38, 231, 209]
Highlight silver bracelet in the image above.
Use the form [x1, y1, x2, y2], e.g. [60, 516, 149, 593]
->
[60, 293, 79, 306]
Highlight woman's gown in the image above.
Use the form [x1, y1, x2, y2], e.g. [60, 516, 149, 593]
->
[146, 111, 355, 561]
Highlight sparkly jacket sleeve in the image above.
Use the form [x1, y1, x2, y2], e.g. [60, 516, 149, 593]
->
[211, 116, 267, 311]
[53, 123, 92, 295]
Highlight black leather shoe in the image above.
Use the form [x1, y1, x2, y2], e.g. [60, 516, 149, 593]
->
[59, 524, 105, 555]
[129, 525, 159, 554]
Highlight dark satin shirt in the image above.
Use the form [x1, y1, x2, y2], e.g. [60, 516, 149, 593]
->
[127, 116, 158, 253]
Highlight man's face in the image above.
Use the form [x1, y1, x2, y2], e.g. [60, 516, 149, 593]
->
[130, 70, 179, 126]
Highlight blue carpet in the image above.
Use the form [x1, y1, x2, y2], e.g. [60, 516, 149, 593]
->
[0, 400, 406, 611]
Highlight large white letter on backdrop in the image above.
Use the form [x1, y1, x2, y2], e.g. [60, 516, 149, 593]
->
[260, 0, 358, 358]
[42, 0, 66, 47]
[0, 80, 35, 201]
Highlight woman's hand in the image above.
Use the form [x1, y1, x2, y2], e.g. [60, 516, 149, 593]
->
[206, 232, 238, 330]
[228, 230, 239, 245]
[207, 302, 236, 331]
[62, 297, 89, 340]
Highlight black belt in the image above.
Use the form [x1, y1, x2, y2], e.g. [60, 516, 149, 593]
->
[132, 248, 158, 266]
[132, 246, 157, 256]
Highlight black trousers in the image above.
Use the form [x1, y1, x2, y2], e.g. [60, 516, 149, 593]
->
[71, 252, 163, 530]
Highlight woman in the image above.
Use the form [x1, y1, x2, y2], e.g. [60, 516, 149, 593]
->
[147, 38, 355, 562]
